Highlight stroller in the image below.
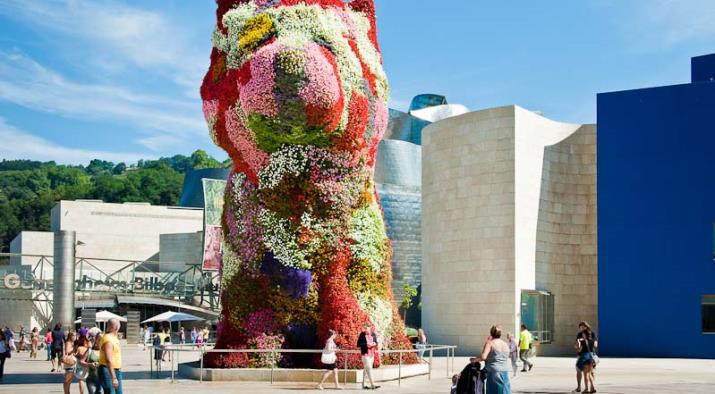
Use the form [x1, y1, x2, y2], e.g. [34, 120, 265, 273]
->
[456, 358, 486, 394]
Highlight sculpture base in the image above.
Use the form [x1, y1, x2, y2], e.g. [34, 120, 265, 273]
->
[178, 361, 429, 382]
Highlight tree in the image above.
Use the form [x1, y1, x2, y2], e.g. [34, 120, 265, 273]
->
[86, 159, 115, 176]
[112, 163, 127, 175]
[400, 283, 418, 322]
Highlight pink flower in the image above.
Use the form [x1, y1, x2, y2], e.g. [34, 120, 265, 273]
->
[239, 42, 281, 118]
[225, 108, 269, 174]
[202, 99, 219, 122]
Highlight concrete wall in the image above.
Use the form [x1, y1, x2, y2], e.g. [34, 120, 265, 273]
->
[50, 200, 203, 274]
[422, 105, 597, 356]
[159, 232, 204, 272]
[10, 231, 54, 268]
[535, 126, 598, 356]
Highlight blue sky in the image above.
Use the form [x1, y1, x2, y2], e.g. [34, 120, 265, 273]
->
[0, 0, 714, 165]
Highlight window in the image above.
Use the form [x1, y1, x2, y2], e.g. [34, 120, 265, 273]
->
[521, 290, 554, 343]
[703, 295, 715, 333]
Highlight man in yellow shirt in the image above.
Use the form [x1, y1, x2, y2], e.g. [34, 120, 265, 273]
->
[99, 318, 123, 394]
[518, 324, 534, 372]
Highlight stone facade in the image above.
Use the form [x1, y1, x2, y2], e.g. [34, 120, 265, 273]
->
[422, 106, 597, 355]
[535, 126, 597, 356]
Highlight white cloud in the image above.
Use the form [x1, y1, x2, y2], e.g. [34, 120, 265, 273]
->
[600, 0, 715, 51]
[0, 117, 150, 165]
[639, 0, 715, 46]
[136, 135, 183, 152]
[0, 0, 208, 92]
[0, 51, 207, 142]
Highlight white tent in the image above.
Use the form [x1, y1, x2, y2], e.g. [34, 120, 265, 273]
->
[142, 311, 204, 324]
[75, 310, 127, 324]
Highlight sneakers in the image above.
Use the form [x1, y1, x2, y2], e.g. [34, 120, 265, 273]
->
[528, 364, 533, 371]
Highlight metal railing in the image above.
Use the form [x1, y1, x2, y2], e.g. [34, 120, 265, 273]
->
[149, 343, 457, 386]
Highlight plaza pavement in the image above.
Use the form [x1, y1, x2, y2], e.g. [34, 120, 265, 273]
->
[1, 343, 714, 393]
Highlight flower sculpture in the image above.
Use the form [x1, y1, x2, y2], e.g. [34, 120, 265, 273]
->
[201, 0, 414, 368]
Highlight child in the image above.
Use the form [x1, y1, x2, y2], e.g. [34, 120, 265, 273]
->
[450, 374, 460, 394]
[507, 332, 519, 377]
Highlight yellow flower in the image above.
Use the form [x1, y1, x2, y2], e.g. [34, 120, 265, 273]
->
[239, 13, 275, 52]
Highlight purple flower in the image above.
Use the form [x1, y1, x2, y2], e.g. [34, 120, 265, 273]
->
[260, 252, 312, 299]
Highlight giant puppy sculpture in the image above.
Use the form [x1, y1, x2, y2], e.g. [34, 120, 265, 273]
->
[201, 0, 414, 368]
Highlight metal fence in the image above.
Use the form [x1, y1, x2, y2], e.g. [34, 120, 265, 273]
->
[149, 343, 457, 386]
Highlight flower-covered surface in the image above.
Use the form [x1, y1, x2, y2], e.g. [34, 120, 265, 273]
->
[202, 0, 415, 369]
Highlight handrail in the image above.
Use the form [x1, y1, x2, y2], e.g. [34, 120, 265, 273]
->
[148, 343, 457, 386]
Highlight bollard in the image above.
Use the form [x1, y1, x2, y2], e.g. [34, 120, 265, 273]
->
[270, 350, 275, 385]
[343, 352, 348, 386]
[446, 347, 449, 378]
[171, 348, 175, 383]
[428, 347, 433, 380]
[200, 347, 204, 383]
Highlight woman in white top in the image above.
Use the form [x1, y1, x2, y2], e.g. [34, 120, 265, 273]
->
[317, 329, 341, 390]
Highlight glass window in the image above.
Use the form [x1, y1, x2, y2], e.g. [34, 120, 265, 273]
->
[521, 290, 554, 343]
[703, 295, 715, 333]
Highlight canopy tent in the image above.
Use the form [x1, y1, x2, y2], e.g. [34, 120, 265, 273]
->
[142, 311, 204, 324]
[74, 310, 127, 324]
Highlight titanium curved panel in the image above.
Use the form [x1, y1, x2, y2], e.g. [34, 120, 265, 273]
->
[374, 139, 422, 305]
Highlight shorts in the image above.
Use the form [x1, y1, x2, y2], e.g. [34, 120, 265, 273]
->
[323, 363, 337, 370]
[576, 353, 594, 371]
[51, 347, 63, 359]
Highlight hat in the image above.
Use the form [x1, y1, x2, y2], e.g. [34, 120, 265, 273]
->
[79, 327, 89, 338]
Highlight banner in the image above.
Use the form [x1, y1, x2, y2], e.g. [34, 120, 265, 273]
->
[202, 178, 227, 271]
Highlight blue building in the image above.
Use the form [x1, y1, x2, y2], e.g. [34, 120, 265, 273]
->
[597, 54, 715, 358]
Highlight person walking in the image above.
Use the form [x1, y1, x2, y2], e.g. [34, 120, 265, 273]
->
[574, 322, 598, 393]
[317, 329, 341, 390]
[506, 333, 518, 377]
[18, 326, 27, 352]
[178, 327, 185, 345]
[357, 323, 379, 390]
[30, 327, 39, 359]
[476, 325, 512, 394]
[3, 327, 15, 353]
[99, 318, 123, 394]
[45, 328, 54, 362]
[85, 334, 103, 394]
[190, 327, 197, 347]
[0, 330, 9, 382]
[575, 328, 597, 393]
[518, 324, 533, 372]
[142, 325, 151, 351]
[75, 335, 94, 394]
[51, 323, 66, 372]
[62, 331, 78, 394]
[415, 328, 428, 360]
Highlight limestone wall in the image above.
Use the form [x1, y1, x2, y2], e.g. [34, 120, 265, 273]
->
[535, 125, 598, 356]
[422, 106, 517, 354]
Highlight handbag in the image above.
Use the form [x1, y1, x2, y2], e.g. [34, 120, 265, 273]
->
[321, 341, 337, 364]
[582, 338, 599, 366]
[321, 351, 336, 365]
[63, 353, 77, 368]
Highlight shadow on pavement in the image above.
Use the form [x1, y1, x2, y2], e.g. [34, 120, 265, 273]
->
[1, 371, 154, 385]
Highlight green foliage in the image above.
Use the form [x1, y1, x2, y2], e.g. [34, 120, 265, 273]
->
[400, 283, 418, 322]
[248, 113, 330, 153]
[0, 150, 227, 252]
